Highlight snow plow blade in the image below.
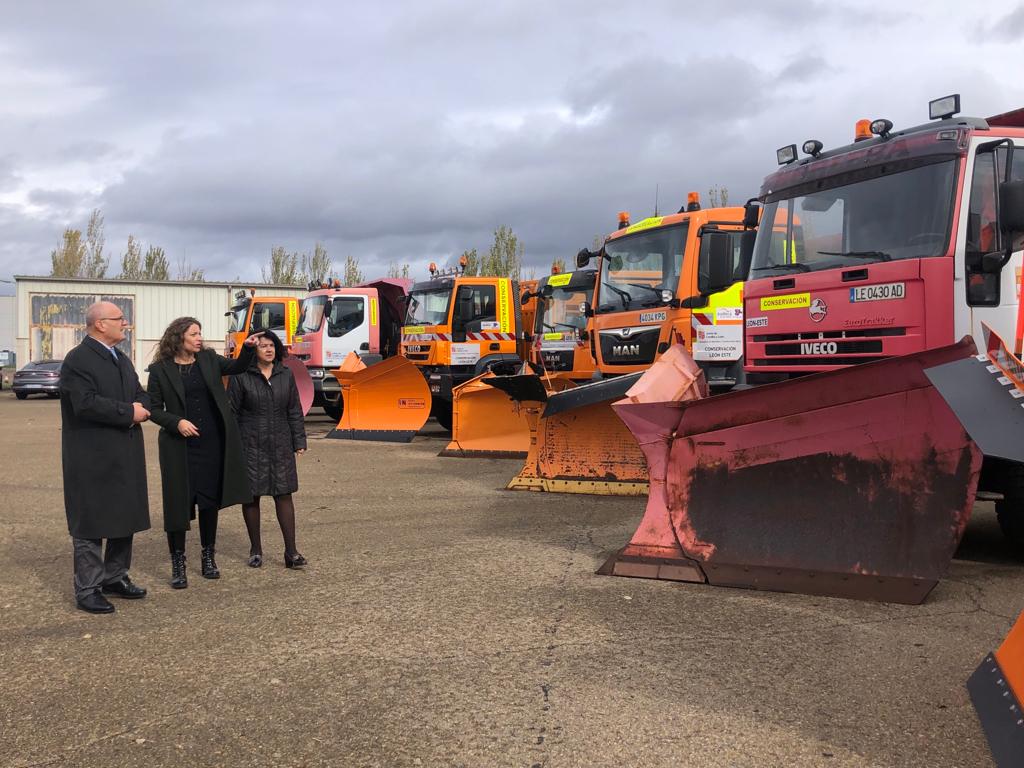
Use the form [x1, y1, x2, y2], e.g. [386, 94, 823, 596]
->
[599, 339, 983, 604]
[440, 372, 533, 459]
[505, 373, 649, 495]
[925, 325, 1024, 464]
[968, 611, 1024, 768]
[326, 354, 431, 443]
[440, 372, 576, 459]
[283, 356, 315, 416]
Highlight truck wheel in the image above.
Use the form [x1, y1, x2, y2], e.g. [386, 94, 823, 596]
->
[433, 405, 453, 431]
[322, 401, 343, 421]
[995, 463, 1024, 548]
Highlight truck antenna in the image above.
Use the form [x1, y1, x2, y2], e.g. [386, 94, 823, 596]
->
[654, 183, 659, 216]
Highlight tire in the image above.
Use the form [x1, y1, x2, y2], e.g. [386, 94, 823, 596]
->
[322, 400, 343, 421]
[15, 392, 27, 400]
[433, 404, 453, 432]
[995, 463, 1024, 549]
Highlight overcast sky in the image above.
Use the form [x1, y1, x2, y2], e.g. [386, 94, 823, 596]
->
[1, 0, 1023, 290]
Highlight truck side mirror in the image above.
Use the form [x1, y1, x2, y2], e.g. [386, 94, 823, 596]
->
[520, 291, 534, 305]
[697, 230, 736, 295]
[576, 248, 594, 269]
[999, 181, 1024, 235]
[742, 198, 760, 229]
[736, 230, 756, 281]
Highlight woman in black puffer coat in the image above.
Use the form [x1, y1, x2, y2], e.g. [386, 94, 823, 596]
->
[227, 332, 308, 569]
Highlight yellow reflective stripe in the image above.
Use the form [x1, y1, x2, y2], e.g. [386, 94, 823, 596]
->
[498, 280, 512, 334]
[625, 216, 664, 234]
[403, 325, 426, 334]
[547, 272, 572, 287]
[370, 297, 378, 326]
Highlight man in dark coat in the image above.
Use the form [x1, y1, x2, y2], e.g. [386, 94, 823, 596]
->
[60, 301, 152, 613]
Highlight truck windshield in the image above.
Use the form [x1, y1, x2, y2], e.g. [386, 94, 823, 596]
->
[298, 295, 327, 333]
[406, 288, 452, 326]
[597, 223, 688, 313]
[227, 303, 249, 333]
[751, 158, 957, 277]
[537, 286, 591, 334]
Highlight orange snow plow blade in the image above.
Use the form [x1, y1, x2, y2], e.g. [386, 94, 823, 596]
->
[968, 611, 1024, 767]
[494, 373, 648, 495]
[599, 339, 984, 604]
[440, 372, 574, 459]
[326, 353, 431, 443]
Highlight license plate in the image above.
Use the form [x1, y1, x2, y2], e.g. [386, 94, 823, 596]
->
[849, 282, 905, 302]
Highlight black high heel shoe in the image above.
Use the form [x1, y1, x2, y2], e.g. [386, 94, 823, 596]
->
[284, 552, 307, 569]
[247, 552, 263, 568]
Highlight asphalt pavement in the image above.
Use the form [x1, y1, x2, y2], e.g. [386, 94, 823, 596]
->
[0, 392, 1021, 767]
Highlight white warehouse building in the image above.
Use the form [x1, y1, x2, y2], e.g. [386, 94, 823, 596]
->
[14, 276, 307, 384]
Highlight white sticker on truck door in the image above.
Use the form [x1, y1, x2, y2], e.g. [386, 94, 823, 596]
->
[450, 343, 480, 365]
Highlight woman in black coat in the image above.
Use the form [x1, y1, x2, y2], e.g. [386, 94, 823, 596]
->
[147, 317, 262, 588]
[227, 332, 308, 569]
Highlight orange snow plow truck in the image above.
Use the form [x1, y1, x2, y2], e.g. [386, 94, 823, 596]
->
[326, 258, 528, 442]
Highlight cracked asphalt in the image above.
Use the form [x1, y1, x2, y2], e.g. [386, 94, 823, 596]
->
[1, 391, 1022, 767]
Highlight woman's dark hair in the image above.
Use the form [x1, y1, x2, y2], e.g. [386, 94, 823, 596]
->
[153, 317, 201, 363]
[255, 331, 287, 363]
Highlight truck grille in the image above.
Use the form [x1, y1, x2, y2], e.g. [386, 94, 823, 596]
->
[752, 327, 907, 342]
[540, 350, 574, 372]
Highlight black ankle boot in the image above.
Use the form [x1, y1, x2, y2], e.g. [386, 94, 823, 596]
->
[201, 546, 220, 579]
[170, 551, 187, 589]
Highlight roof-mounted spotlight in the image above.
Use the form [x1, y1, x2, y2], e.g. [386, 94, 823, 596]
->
[802, 139, 823, 158]
[776, 144, 798, 165]
[929, 93, 961, 121]
[870, 119, 894, 139]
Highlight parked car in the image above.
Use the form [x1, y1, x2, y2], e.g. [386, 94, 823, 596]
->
[12, 360, 62, 400]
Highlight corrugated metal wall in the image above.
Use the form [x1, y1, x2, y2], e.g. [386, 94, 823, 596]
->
[14, 278, 307, 382]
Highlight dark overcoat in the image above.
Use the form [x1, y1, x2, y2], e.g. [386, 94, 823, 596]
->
[228, 361, 307, 497]
[60, 336, 151, 539]
[146, 346, 255, 532]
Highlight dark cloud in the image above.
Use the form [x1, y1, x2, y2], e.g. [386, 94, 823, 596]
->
[0, 1, 1020, 284]
[973, 4, 1024, 42]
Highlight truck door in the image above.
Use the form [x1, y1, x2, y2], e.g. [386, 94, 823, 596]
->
[961, 141, 1024, 346]
[322, 295, 370, 366]
[250, 301, 288, 343]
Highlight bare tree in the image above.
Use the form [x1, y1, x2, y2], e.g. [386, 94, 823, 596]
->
[175, 252, 206, 282]
[481, 225, 523, 278]
[459, 248, 479, 276]
[118, 235, 143, 279]
[262, 246, 303, 285]
[304, 241, 332, 285]
[342, 255, 364, 287]
[82, 209, 108, 278]
[50, 228, 87, 277]
[386, 261, 411, 279]
[143, 245, 170, 281]
[707, 185, 730, 208]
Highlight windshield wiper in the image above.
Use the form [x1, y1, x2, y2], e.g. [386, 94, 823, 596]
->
[625, 282, 663, 299]
[751, 262, 811, 273]
[818, 250, 892, 262]
[601, 282, 631, 309]
[543, 321, 579, 331]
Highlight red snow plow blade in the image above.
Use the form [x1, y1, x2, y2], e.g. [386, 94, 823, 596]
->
[968, 611, 1024, 768]
[599, 339, 984, 604]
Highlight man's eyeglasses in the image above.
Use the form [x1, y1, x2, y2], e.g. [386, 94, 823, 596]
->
[99, 316, 127, 324]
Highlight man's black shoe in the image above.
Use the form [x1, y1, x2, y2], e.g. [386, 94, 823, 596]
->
[76, 592, 115, 614]
[102, 576, 147, 599]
